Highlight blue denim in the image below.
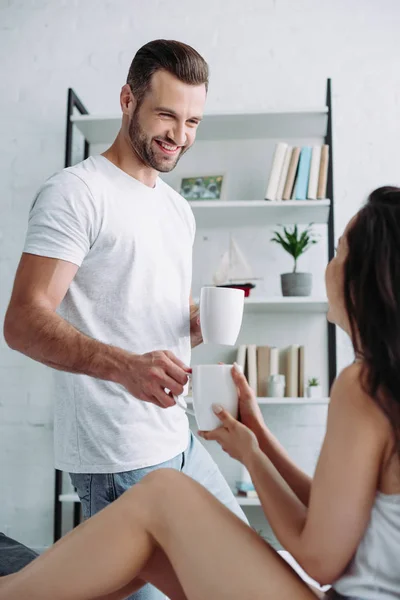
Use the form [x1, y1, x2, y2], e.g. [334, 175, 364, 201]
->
[0, 533, 38, 575]
[70, 431, 248, 600]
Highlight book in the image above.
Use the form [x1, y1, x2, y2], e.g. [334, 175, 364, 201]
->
[317, 144, 329, 199]
[275, 145, 292, 201]
[298, 345, 305, 397]
[285, 345, 299, 397]
[236, 481, 255, 492]
[237, 489, 259, 498]
[282, 146, 301, 200]
[294, 147, 312, 200]
[307, 146, 322, 200]
[265, 142, 288, 201]
[247, 344, 257, 393]
[236, 466, 256, 496]
[236, 344, 247, 374]
[256, 346, 270, 397]
[269, 346, 279, 377]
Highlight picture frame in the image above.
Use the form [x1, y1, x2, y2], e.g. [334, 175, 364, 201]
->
[178, 173, 226, 201]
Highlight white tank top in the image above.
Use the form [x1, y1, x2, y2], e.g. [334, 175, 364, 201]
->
[334, 491, 400, 599]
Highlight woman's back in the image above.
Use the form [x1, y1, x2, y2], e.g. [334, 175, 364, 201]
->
[332, 385, 400, 599]
[333, 490, 400, 598]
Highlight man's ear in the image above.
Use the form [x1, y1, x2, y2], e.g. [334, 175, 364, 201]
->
[120, 84, 136, 116]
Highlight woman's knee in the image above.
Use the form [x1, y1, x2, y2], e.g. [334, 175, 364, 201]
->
[141, 468, 189, 492]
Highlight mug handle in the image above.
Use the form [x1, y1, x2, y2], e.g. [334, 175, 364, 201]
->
[173, 394, 195, 417]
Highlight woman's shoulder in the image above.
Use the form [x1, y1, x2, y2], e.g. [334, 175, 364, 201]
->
[330, 362, 392, 441]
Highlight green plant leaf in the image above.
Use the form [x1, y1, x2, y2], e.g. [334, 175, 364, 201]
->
[270, 223, 319, 266]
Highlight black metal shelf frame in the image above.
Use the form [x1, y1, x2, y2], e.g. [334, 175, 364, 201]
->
[54, 80, 337, 543]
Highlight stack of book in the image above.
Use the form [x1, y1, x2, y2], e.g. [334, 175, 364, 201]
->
[265, 143, 329, 202]
[236, 344, 305, 398]
[236, 465, 258, 498]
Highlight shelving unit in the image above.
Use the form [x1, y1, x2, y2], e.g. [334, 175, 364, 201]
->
[186, 396, 330, 406]
[55, 80, 336, 543]
[71, 107, 328, 144]
[193, 296, 329, 314]
[188, 199, 331, 228]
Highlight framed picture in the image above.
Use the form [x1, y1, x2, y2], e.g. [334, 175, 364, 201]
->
[178, 174, 225, 201]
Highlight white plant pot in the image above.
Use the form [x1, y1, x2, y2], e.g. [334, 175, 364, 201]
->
[306, 385, 322, 398]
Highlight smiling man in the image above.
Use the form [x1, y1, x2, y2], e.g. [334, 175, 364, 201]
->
[4, 40, 247, 600]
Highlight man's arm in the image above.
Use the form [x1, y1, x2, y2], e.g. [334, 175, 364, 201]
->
[189, 291, 202, 348]
[4, 253, 190, 408]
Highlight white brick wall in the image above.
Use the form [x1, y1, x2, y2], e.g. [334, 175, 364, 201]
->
[1, 0, 400, 547]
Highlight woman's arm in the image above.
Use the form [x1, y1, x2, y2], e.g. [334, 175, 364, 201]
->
[244, 363, 388, 584]
[235, 365, 313, 506]
[256, 425, 312, 506]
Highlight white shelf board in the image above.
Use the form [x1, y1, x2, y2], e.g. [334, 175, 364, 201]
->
[189, 200, 330, 228]
[193, 296, 328, 314]
[186, 397, 329, 405]
[235, 496, 261, 506]
[244, 296, 328, 313]
[59, 493, 80, 503]
[70, 108, 328, 145]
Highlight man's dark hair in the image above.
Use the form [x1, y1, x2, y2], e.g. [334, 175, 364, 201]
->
[127, 39, 209, 104]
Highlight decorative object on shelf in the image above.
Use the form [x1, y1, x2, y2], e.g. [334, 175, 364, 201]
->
[236, 465, 258, 498]
[179, 174, 225, 200]
[267, 374, 286, 397]
[271, 223, 318, 296]
[213, 235, 259, 297]
[306, 377, 322, 398]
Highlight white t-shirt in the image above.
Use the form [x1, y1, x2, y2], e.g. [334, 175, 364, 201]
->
[24, 155, 195, 473]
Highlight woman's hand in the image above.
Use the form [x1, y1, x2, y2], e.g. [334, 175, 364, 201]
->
[198, 404, 260, 464]
[231, 363, 265, 437]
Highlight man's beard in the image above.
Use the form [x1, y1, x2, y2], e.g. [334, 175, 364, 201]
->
[128, 111, 188, 173]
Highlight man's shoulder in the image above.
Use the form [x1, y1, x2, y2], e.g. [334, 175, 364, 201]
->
[158, 178, 196, 234]
[44, 156, 104, 193]
[158, 178, 193, 213]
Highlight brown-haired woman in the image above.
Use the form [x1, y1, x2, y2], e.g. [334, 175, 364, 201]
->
[1, 187, 399, 599]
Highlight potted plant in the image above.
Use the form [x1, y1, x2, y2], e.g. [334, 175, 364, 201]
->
[271, 224, 318, 296]
[306, 377, 322, 398]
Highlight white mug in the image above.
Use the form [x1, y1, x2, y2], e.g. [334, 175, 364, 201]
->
[174, 364, 239, 431]
[200, 286, 245, 346]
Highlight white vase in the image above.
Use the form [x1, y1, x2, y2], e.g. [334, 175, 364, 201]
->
[306, 385, 322, 398]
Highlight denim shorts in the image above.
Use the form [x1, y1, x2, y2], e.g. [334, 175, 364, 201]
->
[70, 431, 248, 600]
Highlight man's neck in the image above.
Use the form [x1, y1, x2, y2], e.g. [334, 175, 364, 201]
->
[102, 132, 158, 188]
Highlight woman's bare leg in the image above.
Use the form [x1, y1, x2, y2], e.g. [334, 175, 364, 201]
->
[0, 469, 320, 600]
[93, 548, 188, 600]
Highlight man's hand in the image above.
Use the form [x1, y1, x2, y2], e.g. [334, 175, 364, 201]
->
[118, 350, 191, 409]
[190, 303, 203, 348]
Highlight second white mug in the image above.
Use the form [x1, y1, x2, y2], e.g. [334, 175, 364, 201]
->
[200, 286, 245, 346]
[174, 364, 239, 431]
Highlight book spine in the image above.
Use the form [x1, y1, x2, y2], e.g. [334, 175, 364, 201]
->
[275, 145, 292, 201]
[282, 147, 301, 200]
[247, 344, 258, 393]
[256, 346, 270, 397]
[265, 142, 288, 201]
[295, 147, 312, 201]
[307, 146, 322, 200]
[298, 346, 305, 397]
[286, 345, 299, 397]
[269, 346, 279, 377]
[317, 144, 330, 199]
